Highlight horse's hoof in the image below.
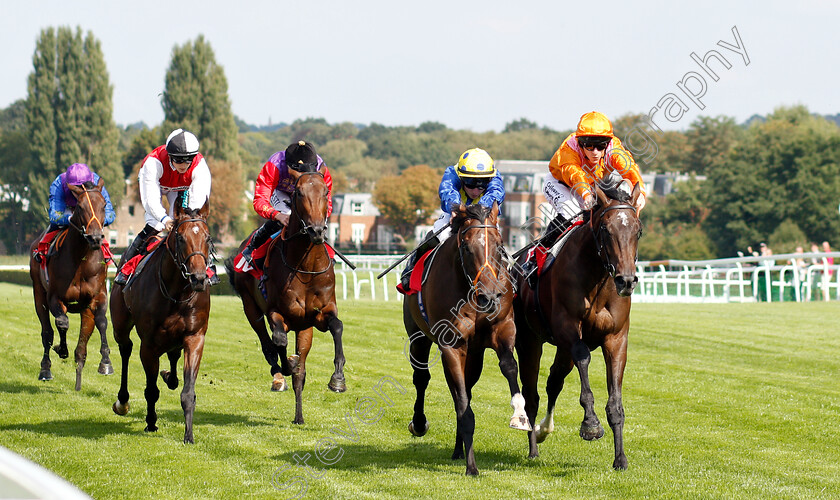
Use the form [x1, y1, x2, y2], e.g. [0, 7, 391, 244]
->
[292, 417, 304, 425]
[408, 420, 429, 437]
[112, 401, 129, 416]
[328, 375, 346, 393]
[465, 467, 479, 476]
[613, 455, 628, 470]
[160, 370, 178, 390]
[38, 370, 53, 381]
[287, 355, 299, 371]
[144, 424, 158, 433]
[509, 415, 532, 432]
[535, 424, 551, 444]
[53, 345, 69, 359]
[271, 373, 287, 392]
[98, 362, 114, 375]
[580, 424, 605, 441]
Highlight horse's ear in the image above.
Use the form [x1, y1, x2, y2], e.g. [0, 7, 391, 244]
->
[452, 203, 466, 218]
[199, 198, 210, 218]
[631, 182, 641, 205]
[96, 176, 105, 190]
[490, 201, 499, 221]
[68, 183, 84, 198]
[594, 183, 609, 207]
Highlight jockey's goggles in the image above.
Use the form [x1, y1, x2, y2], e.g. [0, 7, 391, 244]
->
[171, 155, 195, 164]
[462, 178, 490, 191]
[289, 161, 318, 173]
[579, 137, 610, 151]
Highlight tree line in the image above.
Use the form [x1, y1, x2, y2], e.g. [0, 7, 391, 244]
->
[1, 27, 839, 260]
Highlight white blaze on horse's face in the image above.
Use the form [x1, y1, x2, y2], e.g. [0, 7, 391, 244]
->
[192, 226, 200, 234]
[477, 230, 486, 248]
[617, 212, 629, 227]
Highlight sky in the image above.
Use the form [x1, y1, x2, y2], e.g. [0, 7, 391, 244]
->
[1, 0, 839, 133]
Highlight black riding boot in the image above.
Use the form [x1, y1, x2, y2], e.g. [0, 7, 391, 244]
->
[114, 225, 157, 285]
[400, 234, 440, 290]
[242, 220, 283, 264]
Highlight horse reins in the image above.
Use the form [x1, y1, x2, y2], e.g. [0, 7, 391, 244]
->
[279, 170, 333, 276]
[68, 188, 104, 238]
[159, 216, 211, 303]
[458, 223, 505, 289]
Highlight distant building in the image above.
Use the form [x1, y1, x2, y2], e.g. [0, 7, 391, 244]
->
[329, 193, 399, 252]
[106, 180, 145, 250]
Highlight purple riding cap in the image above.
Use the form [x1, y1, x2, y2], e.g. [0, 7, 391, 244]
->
[60, 163, 94, 206]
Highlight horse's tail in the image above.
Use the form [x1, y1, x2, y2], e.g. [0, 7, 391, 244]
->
[223, 256, 241, 297]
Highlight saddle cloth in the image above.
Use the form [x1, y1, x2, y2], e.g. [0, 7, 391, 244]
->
[232, 231, 336, 280]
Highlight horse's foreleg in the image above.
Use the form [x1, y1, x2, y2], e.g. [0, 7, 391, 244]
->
[574, 340, 604, 441]
[73, 308, 97, 391]
[140, 345, 161, 433]
[291, 328, 312, 425]
[47, 296, 69, 359]
[161, 349, 181, 390]
[406, 330, 432, 437]
[242, 290, 285, 391]
[94, 294, 113, 376]
[33, 283, 54, 381]
[181, 334, 206, 444]
[269, 312, 296, 377]
[603, 331, 629, 470]
[326, 315, 346, 393]
[441, 347, 477, 476]
[514, 327, 543, 458]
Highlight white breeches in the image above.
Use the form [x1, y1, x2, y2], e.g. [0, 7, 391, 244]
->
[543, 175, 586, 219]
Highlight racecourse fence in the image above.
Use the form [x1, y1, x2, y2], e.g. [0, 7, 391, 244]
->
[6, 251, 840, 303]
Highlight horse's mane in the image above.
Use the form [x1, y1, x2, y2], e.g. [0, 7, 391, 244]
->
[597, 176, 632, 203]
[81, 180, 96, 190]
[451, 204, 492, 233]
[179, 208, 204, 219]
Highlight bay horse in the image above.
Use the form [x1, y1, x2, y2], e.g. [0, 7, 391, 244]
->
[225, 166, 346, 425]
[110, 199, 212, 444]
[513, 182, 642, 470]
[404, 202, 530, 476]
[28, 177, 113, 390]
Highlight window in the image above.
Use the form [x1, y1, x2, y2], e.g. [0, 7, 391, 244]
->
[128, 205, 135, 216]
[350, 201, 363, 215]
[514, 176, 532, 192]
[126, 230, 135, 247]
[109, 230, 118, 246]
[351, 223, 366, 244]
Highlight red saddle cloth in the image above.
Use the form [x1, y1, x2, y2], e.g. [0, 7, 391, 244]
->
[36, 229, 114, 270]
[120, 237, 164, 276]
[231, 233, 336, 280]
[396, 249, 434, 296]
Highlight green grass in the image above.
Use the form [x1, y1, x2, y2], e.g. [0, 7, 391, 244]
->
[1, 282, 839, 499]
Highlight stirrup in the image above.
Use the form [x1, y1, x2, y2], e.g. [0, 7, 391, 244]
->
[114, 272, 129, 285]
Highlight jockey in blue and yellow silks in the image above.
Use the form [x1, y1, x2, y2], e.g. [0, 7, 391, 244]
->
[400, 148, 505, 289]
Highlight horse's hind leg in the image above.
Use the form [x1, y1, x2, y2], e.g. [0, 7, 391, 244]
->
[242, 289, 286, 391]
[602, 330, 629, 470]
[161, 349, 181, 390]
[94, 294, 113, 376]
[181, 333, 206, 444]
[73, 308, 97, 391]
[140, 345, 161, 433]
[32, 282, 54, 381]
[537, 347, 575, 444]
[514, 322, 543, 457]
[47, 296, 70, 359]
[574, 340, 605, 441]
[291, 328, 313, 425]
[110, 290, 133, 415]
[326, 314, 347, 393]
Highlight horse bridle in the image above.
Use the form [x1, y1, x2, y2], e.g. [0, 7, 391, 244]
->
[457, 222, 505, 289]
[68, 187, 104, 240]
[280, 170, 332, 275]
[160, 217, 213, 302]
[590, 203, 640, 277]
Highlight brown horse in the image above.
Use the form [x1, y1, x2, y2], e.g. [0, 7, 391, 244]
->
[513, 182, 642, 470]
[29, 177, 113, 390]
[225, 167, 346, 425]
[110, 199, 212, 444]
[404, 202, 530, 476]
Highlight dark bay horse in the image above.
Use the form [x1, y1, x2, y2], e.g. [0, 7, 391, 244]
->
[110, 200, 212, 444]
[513, 182, 643, 470]
[225, 167, 346, 425]
[28, 177, 113, 390]
[404, 203, 530, 476]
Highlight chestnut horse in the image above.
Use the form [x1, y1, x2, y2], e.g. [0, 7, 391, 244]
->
[29, 177, 113, 390]
[110, 199, 212, 444]
[513, 182, 642, 470]
[226, 167, 346, 425]
[404, 203, 530, 476]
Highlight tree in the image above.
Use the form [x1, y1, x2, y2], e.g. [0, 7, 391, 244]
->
[162, 35, 244, 238]
[503, 118, 539, 133]
[24, 26, 123, 231]
[373, 165, 441, 238]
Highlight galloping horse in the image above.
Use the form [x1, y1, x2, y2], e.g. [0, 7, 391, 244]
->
[110, 199, 212, 443]
[513, 182, 642, 470]
[28, 177, 113, 390]
[226, 165, 346, 425]
[404, 203, 530, 476]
